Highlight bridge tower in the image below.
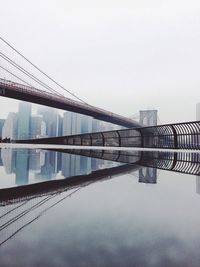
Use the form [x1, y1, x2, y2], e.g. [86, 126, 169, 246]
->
[139, 109, 158, 184]
[139, 109, 158, 126]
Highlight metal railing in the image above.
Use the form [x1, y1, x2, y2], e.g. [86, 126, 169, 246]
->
[18, 120, 200, 150]
[140, 121, 200, 149]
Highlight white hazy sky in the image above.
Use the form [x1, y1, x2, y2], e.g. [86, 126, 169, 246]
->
[0, 0, 200, 123]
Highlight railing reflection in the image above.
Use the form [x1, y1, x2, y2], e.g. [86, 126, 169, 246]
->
[54, 149, 200, 176]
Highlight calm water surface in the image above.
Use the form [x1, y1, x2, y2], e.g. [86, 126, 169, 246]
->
[0, 146, 200, 267]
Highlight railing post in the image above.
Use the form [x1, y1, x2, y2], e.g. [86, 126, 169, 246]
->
[116, 131, 121, 147]
[171, 125, 178, 149]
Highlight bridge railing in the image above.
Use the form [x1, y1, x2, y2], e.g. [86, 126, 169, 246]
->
[16, 120, 200, 150]
[140, 121, 200, 149]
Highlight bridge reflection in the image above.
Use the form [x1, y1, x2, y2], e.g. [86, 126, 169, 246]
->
[0, 163, 138, 247]
[0, 148, 199, 247]
[0, 149, 199, 205]
[0, 163, 138, 205]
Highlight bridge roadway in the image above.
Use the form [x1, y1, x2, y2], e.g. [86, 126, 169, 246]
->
[0, 79, 142, 128]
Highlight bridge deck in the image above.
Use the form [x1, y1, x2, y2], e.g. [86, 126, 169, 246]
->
[0, 79, 142, 128]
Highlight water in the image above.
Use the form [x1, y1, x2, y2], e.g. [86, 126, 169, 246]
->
[0, 145, 200, 267]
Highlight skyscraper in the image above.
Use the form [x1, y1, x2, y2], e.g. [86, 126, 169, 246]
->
[0, 149, 3, 166]
[0, 119, 5, 138]
[15, 149, 29, 185]
[38, 107, 60, 137]
[17, 102, 31, 140]
[92, 119, 100, 133]
[81, 115, 92, 133]
[62, 111, 83, 177]
[2, 112, 18, 140]
[30, 116, 46, 138]
[35, 151, 57, 181]
[1, 148, 16, 174]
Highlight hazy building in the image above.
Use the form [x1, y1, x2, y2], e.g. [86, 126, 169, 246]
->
[30, 116, 46, 139]
[17, 102, 31, 140]
[62, 112, 83, 177]
[35, 151, 57, 181]
[0, 150, 3, 166]
[1, 148, 16, 174]
[92, 119, 101, 133]
[80, 157, 92, 175]
[38, 107, 60, 137]
[15, 149, 29, 185]
[2, 112, 18, 139]
[63, 111, 87, 136]
[81, 115, 92, 134]
[196, 176, 200, 195]
[0, 119, 5, 138]
[57, 114, 63, 137]
[72, 113, 81, 135]
[61, 154, 81, 178]
[29, 150, 43, 171]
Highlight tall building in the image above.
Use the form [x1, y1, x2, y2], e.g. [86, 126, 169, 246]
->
[30, 116, 46, 139]
[81, 115, 92, 134]
[92, 119, 100, 133]
[1, 148, 16, 174]
[0, 149, 3, 166]
[2, 112, 18, 139]
[38, 107, 60, 137]
[15, 149, 29, 185]
[29, 150, 44, 171]
[35, 151, 57, 181]
[62, 112, 88, 178]
[17, 102, 31, 139]
[57, 114, 63, 137]
[0, 119, 5, 138]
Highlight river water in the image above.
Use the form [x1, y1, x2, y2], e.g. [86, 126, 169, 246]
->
[0, 145, 200, 267]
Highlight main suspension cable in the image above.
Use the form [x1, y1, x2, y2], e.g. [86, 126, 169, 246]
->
[0, 52, 62, 96]
[0, 36, 88, 104]
[0, 65, 35, 88]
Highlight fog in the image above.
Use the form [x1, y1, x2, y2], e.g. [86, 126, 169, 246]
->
[0, 0, 200, 123]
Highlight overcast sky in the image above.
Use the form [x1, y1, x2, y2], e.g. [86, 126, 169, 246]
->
[0, 0, 200, 123]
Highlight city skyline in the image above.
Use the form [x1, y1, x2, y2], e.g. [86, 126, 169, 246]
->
[0, 100, 118, 140]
